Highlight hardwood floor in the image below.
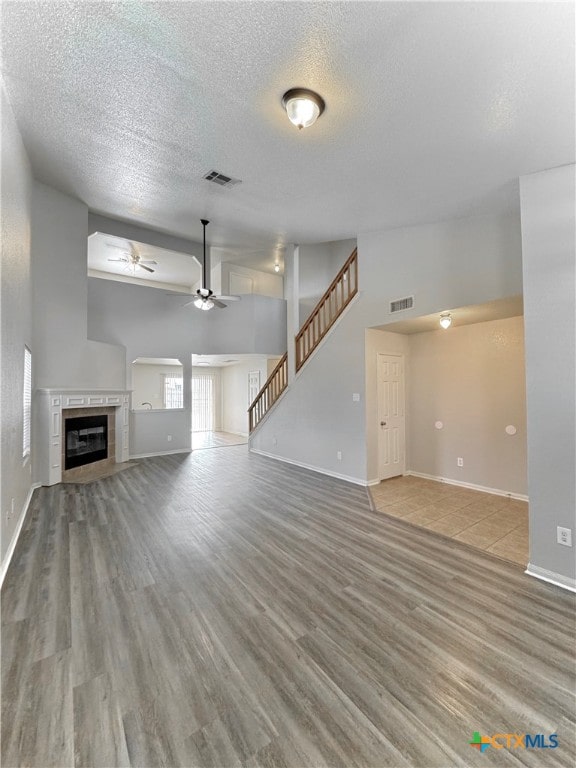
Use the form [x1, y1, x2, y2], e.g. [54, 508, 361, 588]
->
[2, 447, 574, 767]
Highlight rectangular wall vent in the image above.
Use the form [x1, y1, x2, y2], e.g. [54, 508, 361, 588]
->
[390, 295, 414, 313]
[203, 170, 242, 187]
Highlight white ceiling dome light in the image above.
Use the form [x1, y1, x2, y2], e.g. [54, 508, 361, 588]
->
[439, 313, 452, 329]
[282, 88, 325, 130]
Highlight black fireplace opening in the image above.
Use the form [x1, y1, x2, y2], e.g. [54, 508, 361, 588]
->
[65, 415, 108, 470]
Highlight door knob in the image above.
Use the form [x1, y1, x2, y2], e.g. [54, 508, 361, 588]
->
[380, 421, 387, 426]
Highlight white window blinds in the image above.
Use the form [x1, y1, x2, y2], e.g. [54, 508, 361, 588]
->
[192, 374, 215, 432]
[163, 376, 183, 409]
[23, 346, 32, 458]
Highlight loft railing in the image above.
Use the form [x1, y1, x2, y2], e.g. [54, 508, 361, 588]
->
[295, 247, 358, 371]
[248, 353, 288, 433]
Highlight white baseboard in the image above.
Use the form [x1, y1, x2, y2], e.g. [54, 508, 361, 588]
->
[525, 564, 576, 593]
[249, 448, 368, 486]
[406, 471, 529, 502]
[367, 478, 381, 486]
[1, 483, 40, 588]
[129, 448, 191, 459]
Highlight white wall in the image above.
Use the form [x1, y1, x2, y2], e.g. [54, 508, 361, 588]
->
[251, 213, 523, 485]
[220, 262, 283, 299]
[132, 363, 184, 410]
[520, 164, 576, 588]
[222, 357, 269, 436]
[1, 85, 34, 570]
[408, 316, 527, 495]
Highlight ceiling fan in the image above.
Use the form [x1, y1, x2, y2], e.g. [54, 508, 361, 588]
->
[107, 241, 157, 273]
[184, 219, 240, 310]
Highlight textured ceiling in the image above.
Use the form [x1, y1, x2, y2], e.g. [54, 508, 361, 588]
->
[2, 1, 574, 251]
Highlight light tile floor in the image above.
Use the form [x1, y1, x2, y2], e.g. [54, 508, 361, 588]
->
[192, 430, 248, 450]
[370, 476, 528, 565]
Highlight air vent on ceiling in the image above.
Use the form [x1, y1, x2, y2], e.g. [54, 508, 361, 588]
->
[203, 170, 242, 187]
[390, 295, 414, 313]
[223, 359, 237, 364]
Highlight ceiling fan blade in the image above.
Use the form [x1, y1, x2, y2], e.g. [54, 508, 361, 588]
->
[215, 295, 240, 301]
[213, 299, 227, 309]
[140, 260, 157, 265]
[107, 257, 128, 262]
[181, 299, 197, 308]
[141, 264, 155, 273]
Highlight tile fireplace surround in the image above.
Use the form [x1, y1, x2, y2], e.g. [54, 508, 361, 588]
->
[36, 389, 130, 486]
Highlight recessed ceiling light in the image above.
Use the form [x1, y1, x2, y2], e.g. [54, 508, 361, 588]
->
[282, 88, 325, 130]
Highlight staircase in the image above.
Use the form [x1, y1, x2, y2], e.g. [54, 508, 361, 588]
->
[248, 353, 288, 433]
[248, 247, 358, 433]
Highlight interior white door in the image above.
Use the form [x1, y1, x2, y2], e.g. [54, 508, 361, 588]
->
[248, 371, 260, 405]
[377, 353, 406, 480]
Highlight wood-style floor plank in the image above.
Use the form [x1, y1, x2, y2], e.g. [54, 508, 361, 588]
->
[1, 446, 575, 767]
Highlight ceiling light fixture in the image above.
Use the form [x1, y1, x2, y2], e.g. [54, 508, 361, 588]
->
[274, 263, 280, 273]
[439, 313, 452, 329]
[282, 88, 325, 130]
[194, 295, 214, 311]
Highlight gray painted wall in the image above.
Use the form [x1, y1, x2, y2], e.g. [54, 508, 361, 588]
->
[87, 277, 286, 359]
[251, 213, 523, 484]
[1, 86, 33, 567]
[520, 164, 576, 584]
[87, 277, 286, 456]
[88, 213, 203, 261]
[408, 316, 527, 495]
[31, 182, 125, 391]
[299, 239, 356, 326]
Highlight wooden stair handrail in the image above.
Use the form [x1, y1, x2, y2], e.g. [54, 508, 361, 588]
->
[295, 247, 358, 371]
[248, 352, 288, 433]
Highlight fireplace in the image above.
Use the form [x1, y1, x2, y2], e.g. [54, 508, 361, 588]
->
[65, 414, 108, 469]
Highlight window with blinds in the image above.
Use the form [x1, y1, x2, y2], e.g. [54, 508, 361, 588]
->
[23, 346, 32, 458]
[163, 376, 183, 409]
[192, 374, 215, 432]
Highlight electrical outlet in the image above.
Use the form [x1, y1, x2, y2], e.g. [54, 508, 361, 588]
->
[457, 457, 464, 467]
[337, 451, 342, 461]
[167, 435, 172, 442]
[352, 393, 360, 402]
[557, 527, 572, 547]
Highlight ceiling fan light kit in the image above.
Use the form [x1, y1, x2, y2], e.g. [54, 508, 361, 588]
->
[107, 242, 157, 273]
[191, 219, 241, 311]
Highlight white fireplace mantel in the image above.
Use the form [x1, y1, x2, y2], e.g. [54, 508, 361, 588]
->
[36, 388, 130, 486]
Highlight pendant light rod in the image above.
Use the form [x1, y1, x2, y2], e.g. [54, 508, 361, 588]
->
[201, 218, 209, 290]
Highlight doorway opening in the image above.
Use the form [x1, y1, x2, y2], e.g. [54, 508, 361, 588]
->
[367, 297, 528, 567]
[191, 354, 281, 450]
